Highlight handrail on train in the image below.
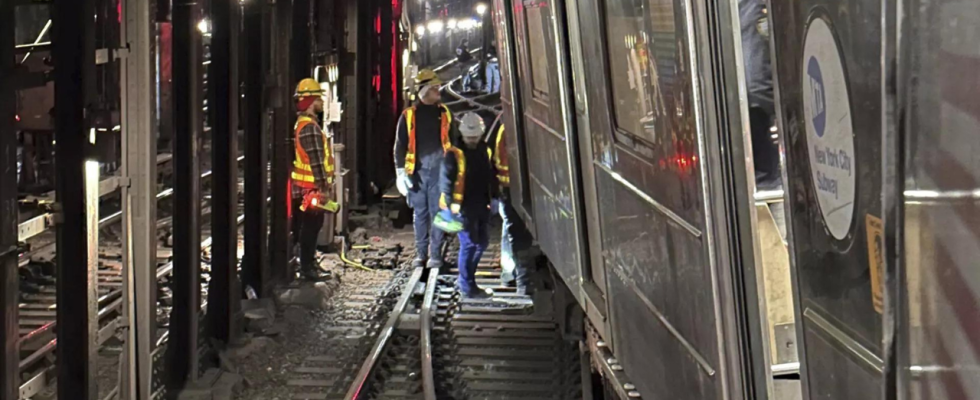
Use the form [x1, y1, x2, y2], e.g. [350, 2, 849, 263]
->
[344, 267, 425, 400]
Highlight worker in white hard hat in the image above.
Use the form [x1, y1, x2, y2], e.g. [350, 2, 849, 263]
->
[438, 112, 498, 299]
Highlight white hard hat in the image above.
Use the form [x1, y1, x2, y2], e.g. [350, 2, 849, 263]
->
[459, 112, 485, 139]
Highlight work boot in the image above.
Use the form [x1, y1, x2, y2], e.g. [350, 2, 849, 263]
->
[426, 259, 444, 269]
[412, 256, 426, 268]
[462, 287, 492, 300]
[516, 284, 534, 296]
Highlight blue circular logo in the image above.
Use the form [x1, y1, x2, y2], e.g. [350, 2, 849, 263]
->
[807, 56, 827, 137]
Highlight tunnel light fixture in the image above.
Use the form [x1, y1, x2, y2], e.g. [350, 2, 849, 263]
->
[415, 24, 426, 37]
[475, 3, 487, 15]
[447, 18, 458, 30]
[427, 20, 444, 34]
[197, 19, 210, 34]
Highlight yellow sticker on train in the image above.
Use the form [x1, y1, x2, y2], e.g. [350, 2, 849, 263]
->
[865, 214, 884, 314]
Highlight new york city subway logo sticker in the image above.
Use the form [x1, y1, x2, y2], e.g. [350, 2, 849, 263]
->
[802, 16, 856, 241]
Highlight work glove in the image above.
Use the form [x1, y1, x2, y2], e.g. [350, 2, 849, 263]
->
[395, 168, 414, 196]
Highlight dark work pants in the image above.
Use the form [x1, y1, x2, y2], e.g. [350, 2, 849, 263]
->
[457, 207, 490, 295]
[408, 164, 446, 261]
[292, 200, 324, 273]
[749, 106, 780, 186]
[499, 200, 531, 287]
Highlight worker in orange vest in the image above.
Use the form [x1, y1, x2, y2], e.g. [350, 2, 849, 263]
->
[291, 78, 336, 280]
[489, 119, 532, 295]
[439, 113, 498, 298]
[394, 69, 459, 269]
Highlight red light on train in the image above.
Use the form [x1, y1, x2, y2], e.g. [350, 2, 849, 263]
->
[15, 115, 20, 122]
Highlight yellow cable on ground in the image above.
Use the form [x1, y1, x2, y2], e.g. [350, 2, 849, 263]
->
[340, 237, 374, 272]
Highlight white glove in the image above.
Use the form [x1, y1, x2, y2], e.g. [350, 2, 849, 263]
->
[396, 168, 413, 196]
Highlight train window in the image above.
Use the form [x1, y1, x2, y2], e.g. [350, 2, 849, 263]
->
[602, 0, 674, 145]
[525, 6, 551, 98]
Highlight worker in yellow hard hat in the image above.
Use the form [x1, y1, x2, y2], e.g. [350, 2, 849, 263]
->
[291, 78, 336, 280]
[394, 69, 459, 269]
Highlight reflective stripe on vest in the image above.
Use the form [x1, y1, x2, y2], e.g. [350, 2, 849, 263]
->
[404, 104, 453, 175]
[439, 146, 491, 214]
[292, 115, 334, 188]
[493, 124, 510, 186]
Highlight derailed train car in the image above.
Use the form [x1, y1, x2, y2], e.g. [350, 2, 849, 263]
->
[490, 0, 980, 399]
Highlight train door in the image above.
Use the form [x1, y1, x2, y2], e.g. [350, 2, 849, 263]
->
[896, 0, 980, 398]
[562, 0, 612, 338]
[507, 0, 589, 299]
[571, 0, 762, 397]
[490, 0, 533, 224]
[769, 0, 886, 398]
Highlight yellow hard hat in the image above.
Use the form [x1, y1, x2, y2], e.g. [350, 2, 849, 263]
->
[415, 69, 442, 87]
[295, 78, 325, 98]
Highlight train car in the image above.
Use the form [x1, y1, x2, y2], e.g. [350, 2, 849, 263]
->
[489, 0, 980, 399]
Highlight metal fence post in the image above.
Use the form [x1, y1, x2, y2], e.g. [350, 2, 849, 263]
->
[0, 0, 19, 397]
[170, 0, 203, 386]
[208, 0, 242, 345]
[53, 0, 99, 396]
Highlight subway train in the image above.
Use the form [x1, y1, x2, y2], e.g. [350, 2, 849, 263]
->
[484, 0, 980, 399]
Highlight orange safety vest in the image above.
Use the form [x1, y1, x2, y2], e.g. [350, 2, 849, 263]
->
[403, 104, 453, 175]
[493, 125, 509, 187]
[292, 115, 334, 189]
[439, 146, 493, 214]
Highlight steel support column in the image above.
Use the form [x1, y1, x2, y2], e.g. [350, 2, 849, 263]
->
[53, 0, 99, 396]
[242, 1, 270, 295]
[0, 0, 19, 398]
[208, 0, 242, 345]
[170, 0, 203, 386]
[120, 0, 159, 395]
[269, 0, 294, 284]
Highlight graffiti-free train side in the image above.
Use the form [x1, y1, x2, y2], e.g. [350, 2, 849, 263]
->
[490, 0, 980, 399]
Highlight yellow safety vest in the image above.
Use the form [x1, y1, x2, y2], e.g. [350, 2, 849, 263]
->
[440, 146, 493, 214]
[404, 104, 452, 175]
[291, 115, 334, 188]
[493, 125, 509, 187]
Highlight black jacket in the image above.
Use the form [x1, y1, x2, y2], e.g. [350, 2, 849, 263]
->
[440, 142, 499, 213]
[393, 103, 460, 172]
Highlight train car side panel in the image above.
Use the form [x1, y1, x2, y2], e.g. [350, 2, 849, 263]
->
[509, 0, 586, 296]
[573, 0, 727, 398]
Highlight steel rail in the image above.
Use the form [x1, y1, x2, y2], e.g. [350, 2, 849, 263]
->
[17, 210, 246, 397]
[420, 270, 439, 400]
[344, 267, 425, 400]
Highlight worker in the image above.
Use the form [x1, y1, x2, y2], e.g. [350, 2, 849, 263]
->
[456, 39, 474, 91]
[394, 69, 458, 269]
[440, 113, 498, 299]
[488, 119, 532, 295]
[483, 46, 500, 94]
[739, 0, 780, 189]
[291, 78, 336, 280]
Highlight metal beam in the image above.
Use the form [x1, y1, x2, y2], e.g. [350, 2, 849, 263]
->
[169, 0, 203, 387]
[53, 0, 99, 396]
[120, 0, 158, 395]
[269, 0, 294, 284]
[208, 0, 242, 344]
[242, 0, 270, 296]
[0, 0, 20, 397]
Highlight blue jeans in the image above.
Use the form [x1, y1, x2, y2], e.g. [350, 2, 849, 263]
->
[408, 164, 446, 261]
[499, 200, 530, 286]
[457, 207, 490, 295]
[484, 62, 500, 93]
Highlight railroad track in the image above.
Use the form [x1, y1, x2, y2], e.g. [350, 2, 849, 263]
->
[340, 240, 581, 400]
[15, 157, 246, 400]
